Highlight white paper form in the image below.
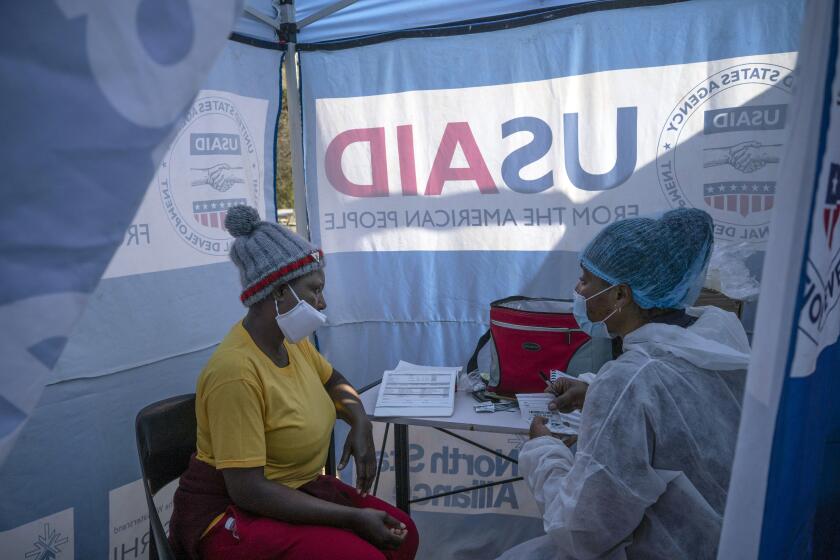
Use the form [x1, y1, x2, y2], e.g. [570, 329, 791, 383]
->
[373, 363, 459, 417]
[393, 361, 461, 375]
[515, 393, 582, 435]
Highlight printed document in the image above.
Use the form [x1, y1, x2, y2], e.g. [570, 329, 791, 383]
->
[373, 362, 459, 417]
[516, 393, 582, 435]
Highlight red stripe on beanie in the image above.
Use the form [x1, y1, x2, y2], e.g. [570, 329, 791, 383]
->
[240, 250, 323, 303]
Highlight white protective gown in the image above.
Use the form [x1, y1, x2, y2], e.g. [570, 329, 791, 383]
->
[498, 306, 750, 560]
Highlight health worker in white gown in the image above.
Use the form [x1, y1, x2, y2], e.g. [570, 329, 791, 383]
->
[498, 208, 751, 560]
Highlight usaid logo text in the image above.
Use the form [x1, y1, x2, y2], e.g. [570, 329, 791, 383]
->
[190, 133, 241, 155]
[704, 104, 787, 134]
[324, 108, 638, 197]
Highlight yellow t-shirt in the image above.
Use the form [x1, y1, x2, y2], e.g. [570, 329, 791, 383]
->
[195, 320, 336, 489]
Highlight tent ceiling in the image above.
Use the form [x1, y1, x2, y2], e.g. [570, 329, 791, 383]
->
[236, 0, 588, 44]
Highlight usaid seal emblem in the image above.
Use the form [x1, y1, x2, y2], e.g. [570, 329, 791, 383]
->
[799, 162, 840, 353]
[657, 62, 794, 243]
[158, 95, 261, 255]
[800, 251, 840, 346]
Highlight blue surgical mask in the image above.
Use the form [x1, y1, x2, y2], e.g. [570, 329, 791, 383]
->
[573, 285, 620, 339]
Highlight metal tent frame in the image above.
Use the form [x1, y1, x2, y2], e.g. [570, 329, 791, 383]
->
[245, 0, 360, 239]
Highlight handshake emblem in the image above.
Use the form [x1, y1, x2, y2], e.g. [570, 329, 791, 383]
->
[703, 141, 781, 174]
[191, 163, 245, 192]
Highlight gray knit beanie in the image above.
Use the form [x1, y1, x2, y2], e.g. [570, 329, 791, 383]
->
[224, 205, 324, 306]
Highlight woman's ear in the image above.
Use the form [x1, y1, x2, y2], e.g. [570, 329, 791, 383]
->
[615, 284, 634, 307]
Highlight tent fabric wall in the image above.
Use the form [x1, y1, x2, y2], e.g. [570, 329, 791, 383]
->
[299, 0, 802, 557]
[48, 40, 282, 384]
[0, 29, 282, 559]
[301, 0, 800, 379]
[0, 0, 240, 467]
[721, 1, 840, 557]
[3, 0, 834, 558]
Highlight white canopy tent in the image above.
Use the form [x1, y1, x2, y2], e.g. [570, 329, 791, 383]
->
[2, 1, 837, 558]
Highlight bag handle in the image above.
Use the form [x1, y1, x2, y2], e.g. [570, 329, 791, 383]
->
[466, 328, 493, 374]
[465, 296, 531, 374]
[469, 295, 575, 373]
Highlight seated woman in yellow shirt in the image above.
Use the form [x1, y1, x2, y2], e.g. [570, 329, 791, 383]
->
[168, 205, 418, 560]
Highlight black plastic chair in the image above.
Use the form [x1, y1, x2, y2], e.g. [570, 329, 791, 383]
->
[134, 392, 340, 560]
[135, 394, 197, 560]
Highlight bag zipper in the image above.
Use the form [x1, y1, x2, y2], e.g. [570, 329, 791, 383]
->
[490, 320, 582, 333]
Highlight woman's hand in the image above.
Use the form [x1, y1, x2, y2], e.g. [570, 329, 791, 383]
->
[529, 416, 578, 447]
[546, 377, 588, 412]
[351, 508, 407, 549]
[529, 416, 553, 439]
[338, 419, 376, 496]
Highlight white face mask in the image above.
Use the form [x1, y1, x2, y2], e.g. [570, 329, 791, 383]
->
[274, 285, 327, 343]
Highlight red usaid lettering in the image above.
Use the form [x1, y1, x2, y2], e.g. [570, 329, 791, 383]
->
[325, 127, 389, 197]
[397, 124, 418, 196]
[425, 122, 498, 196]
[325, 122, 498, 198]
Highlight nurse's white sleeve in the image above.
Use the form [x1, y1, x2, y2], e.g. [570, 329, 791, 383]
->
[519, 436, 574, 517]
[578, 372, 597, 384]
[519, 361, 671, 559]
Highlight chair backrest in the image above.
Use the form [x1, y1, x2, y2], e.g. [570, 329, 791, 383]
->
[136, 394, 197, 493]
[135, 394, 196, 560]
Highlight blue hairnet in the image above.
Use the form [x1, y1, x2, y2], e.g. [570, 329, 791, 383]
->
[580, 208, 714, 309]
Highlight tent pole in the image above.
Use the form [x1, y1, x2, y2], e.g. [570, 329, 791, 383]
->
[247, 0, 357, 239]
[278, 2, 309, 239]
[285, 43, 308, 238]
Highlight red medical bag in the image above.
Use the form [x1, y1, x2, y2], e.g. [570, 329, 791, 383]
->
[466, 296, 612, 395]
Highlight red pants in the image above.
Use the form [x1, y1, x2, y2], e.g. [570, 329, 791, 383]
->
[198, 476, 418, 560]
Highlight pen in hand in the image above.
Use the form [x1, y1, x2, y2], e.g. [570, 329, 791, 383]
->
[539, 371, 557, 395]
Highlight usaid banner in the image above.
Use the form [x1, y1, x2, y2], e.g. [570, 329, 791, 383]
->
[301, 1, 804, 545]
[313, 55, 794, 254]
[102, 89, 268, 279]
[791, 56, 840, 379]
[720, 0, 840, 556]
[46, 39, 280, 385]
[0, 16, 279, 560]
[301, 0, 802, 350]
